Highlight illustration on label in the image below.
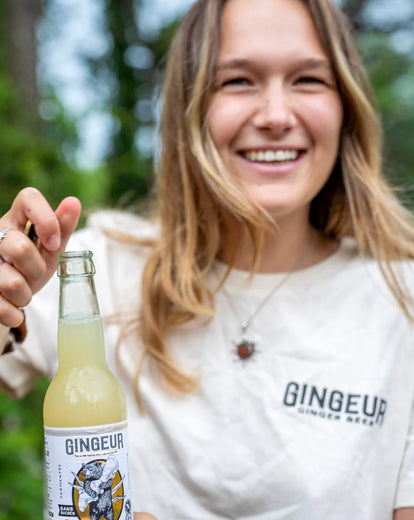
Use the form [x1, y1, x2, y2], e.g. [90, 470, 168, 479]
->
[65, 456, 130, 520]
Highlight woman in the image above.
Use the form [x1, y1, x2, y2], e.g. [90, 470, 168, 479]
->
[1, 0, 414, 518]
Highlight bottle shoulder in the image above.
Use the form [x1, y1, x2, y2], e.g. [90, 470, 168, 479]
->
[44, 366, 127, 427]
[47, 365, 125, 399]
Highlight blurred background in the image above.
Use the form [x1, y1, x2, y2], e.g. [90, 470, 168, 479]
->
[0, 0, 413, 516]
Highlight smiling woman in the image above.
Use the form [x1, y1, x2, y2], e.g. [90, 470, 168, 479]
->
[2, 0, 414, 519]
[208, 0, 343, 238]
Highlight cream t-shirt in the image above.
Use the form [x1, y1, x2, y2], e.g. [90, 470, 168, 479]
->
[1, 211, 414, 519]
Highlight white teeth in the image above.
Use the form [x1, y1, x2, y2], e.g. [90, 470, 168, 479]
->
[244, 150, 299, 163]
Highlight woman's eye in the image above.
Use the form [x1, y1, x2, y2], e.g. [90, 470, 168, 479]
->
[221, 77, 251, 87]
[297, 76, 325, 85]
[296, 76, 327, 85]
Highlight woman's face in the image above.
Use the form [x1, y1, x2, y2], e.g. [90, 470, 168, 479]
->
[208, 0, 343, 225]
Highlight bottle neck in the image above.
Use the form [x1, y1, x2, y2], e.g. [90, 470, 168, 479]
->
[58, 254, 106, 367]
[59, 274, 100, 321]
[57, 314, 106, 367]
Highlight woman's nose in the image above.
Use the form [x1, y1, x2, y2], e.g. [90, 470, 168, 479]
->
[252, 84, 296, 133]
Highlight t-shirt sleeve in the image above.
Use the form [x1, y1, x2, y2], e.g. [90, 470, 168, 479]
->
[394, 379, 414, 507]
[0, 271, 59, 398]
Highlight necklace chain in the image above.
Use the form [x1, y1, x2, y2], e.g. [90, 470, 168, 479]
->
[221, 235, 316, 359]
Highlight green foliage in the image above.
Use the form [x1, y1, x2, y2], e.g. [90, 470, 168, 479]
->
[0, 87, 75, 214]
[358, 30, 414, 207]
[93, 0, 154, 207]
[0, 378, 48, 519]
[86, 0, 177, 209]
[0, 49, 83, 213]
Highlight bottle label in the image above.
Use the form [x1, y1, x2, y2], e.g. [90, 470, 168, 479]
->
[44, 421, 133, 520]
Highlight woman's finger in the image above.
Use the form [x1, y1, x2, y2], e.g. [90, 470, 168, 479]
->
[39, 196, 82, 280]
[0, 261, 32, 309]
[0, 293, 24, 328]
[4, 187, 62, 249]
[2, 189, 81, 256]
[53, 196, 82, 251]
[0, 229, 46, 284]
[32, 194, 82, 254]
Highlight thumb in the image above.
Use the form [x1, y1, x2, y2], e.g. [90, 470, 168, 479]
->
[54, 196, 82, 251]
[39, 196, 81, 277]
[133, 514, 157, 520]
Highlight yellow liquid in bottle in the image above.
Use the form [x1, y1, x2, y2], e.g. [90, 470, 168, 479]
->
[43, 316, 126, 427]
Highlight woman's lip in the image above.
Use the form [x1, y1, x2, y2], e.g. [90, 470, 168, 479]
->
[240, 147, 306, 153]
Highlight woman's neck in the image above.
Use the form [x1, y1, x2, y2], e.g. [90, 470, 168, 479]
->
[221, 220, 338, 274]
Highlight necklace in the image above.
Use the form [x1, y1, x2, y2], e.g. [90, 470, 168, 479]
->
[222, 235, 316, 361]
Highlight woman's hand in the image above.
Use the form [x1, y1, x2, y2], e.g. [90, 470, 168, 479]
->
[394, 508, 414, 520]
[0, 187, 81, 327]
[134, 514, 157, 520]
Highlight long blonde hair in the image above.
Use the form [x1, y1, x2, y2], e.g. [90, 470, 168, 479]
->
[130, 0, 414, 402]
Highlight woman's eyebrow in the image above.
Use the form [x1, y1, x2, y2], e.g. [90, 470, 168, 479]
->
[216, 57, 333, 71]
[216, 58, 253, 71]
[292, 57, 334, 72]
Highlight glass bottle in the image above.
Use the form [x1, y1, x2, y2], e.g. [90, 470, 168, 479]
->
[43, 250, 133, 520]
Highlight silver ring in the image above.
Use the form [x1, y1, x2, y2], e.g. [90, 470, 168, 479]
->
[0, 228, 11, 246]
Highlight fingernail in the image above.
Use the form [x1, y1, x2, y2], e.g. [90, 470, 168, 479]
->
[47, 234, 61, 250]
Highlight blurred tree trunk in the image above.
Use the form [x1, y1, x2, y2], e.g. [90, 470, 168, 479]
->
[341, 0, 367, 31]
[101, 0, 178, 207]
[103, 0, 154, 206]
[4, 0, 42, 113]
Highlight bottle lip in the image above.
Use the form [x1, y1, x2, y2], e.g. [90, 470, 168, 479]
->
[57, 250, 96, 277]
[58, 250, 93, 260]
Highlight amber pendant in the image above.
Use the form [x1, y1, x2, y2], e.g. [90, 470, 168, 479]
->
[236, 340, 256, 360]
[234, 322, 257, 361]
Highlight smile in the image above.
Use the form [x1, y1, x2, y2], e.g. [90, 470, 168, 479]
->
[242, 150, 300, 163]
